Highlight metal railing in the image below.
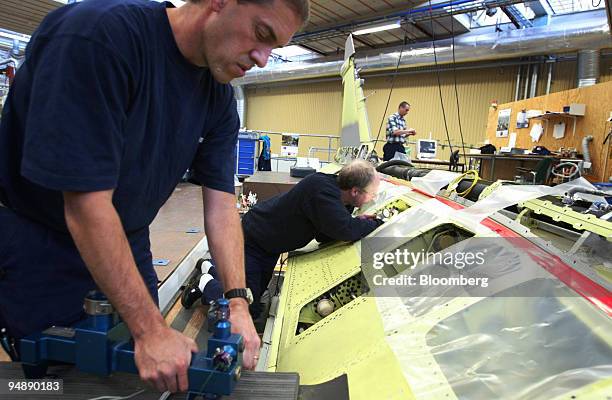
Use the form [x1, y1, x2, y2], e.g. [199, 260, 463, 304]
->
[244, 129, 340, 162]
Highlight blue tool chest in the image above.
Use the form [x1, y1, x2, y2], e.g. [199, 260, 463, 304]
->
[235, 132, 259, 176]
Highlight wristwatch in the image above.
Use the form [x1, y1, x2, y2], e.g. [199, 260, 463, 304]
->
[224, 288, 254, 305]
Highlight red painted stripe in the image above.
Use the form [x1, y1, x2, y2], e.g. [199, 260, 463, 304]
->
[435, 195, 612, 315]
[381, 178, 611, 315]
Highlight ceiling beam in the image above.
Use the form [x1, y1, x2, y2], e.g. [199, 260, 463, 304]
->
[291, 0, 528, 46]
[501, 4, 534, 28]
[298, 43, 327, 56]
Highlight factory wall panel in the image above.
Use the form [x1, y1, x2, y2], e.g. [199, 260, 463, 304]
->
[550, 60, 578, 93]
[245, 67, 518, 160]
[245, 82, 343, 159]
[361, 66, 517, 160]
[486, 80, 612, 182]
[244, 56, 607, 161]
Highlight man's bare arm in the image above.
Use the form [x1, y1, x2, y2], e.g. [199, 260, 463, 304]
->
[64, 190, 197, 393]
[393, 128, 416, 136]
[202, 187, 260, 370]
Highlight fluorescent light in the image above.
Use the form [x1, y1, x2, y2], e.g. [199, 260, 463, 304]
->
[353, 20, 401, 36]
[272, 45, 313, 58]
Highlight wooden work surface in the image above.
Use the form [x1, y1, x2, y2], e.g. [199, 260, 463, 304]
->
[486, 81, 612, 182]
[467, 154, 560, 181]
[150, 183, 205, 284]
[243, 171, 303, 184]
[0, 362, 299, 400]
[242, 171, 302, 202]
[467, 154, 559, 160]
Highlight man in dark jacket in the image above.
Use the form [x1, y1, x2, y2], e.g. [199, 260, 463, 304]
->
[182, 160, 383, 317]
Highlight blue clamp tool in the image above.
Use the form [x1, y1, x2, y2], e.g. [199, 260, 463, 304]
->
[20, 292, 243, 399]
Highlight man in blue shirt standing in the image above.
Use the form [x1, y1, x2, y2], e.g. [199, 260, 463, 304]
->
[0, 0, 308, 393]
[383, 101, 417, 161]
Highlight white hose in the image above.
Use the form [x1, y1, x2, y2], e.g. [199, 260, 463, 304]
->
[582, 135, 593, 165]
[551, 162, 581, 179]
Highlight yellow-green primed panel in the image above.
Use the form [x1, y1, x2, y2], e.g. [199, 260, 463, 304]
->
[265, 187, 612, 398]
[341, 57, 372, 145]
[270, 242, 415, 399]
[318, 163, 342, 174]
[550, 377, 612, 400]
[520, 198, 612, 239]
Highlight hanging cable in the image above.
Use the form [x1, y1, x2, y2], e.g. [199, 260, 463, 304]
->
[373, 33, 409, 147]
[273, 254, 288, 297]
[427, 0, 455, 156]
[449, 3, 468, 164]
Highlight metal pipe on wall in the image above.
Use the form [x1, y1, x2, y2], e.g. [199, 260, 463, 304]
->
[523, 63, 531, 99]
[546, 62, 553, 94]
[514, 64, 522, 101]
[529, 63, 539, 98]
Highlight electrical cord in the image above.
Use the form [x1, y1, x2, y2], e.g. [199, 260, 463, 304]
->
[449, 2, 468, 165]
[373, 33, 409, 147]
[273, 254, 288, 297]
[447, 170, 480, 197]
[88, 389, 146, 400]
[427, 0, 455, 157]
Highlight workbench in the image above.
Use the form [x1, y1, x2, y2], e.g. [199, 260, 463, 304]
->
[242, 171, 302, 202]
[467, 153, 560, 181]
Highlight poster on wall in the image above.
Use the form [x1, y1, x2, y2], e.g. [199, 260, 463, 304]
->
[496, 108, 511, 138]
[281, 134, 300, 157]
[516, 110, 528, 129]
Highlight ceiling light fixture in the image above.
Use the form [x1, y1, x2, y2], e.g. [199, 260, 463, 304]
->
[353, 20, 401, 36]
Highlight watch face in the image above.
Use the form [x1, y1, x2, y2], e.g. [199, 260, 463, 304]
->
[246, 288, 254, 304]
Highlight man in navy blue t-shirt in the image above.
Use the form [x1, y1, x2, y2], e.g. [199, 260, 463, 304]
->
[0, 0, 308, 393]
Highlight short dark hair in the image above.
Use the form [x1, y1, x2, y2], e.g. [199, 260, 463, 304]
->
[187, 0, 310, 24]
[399, 101, 410, 109]
[337, 160, 377, 191]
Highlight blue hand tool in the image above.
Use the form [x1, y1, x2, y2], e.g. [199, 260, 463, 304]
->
[20, 292, 243, 399]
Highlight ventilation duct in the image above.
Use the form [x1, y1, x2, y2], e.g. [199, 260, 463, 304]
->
[234, 10, 610, 86]
[577, 49, 599, 87]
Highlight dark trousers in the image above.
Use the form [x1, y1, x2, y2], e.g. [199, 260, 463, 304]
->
[202, 240, 279, 319]
[0, 207, 158, 341]
[382, 142, 406, 161]
[258, 155, 271, 171]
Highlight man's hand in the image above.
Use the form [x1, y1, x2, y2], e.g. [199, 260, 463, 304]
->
[229, 299, 261, 370]
[357, 214, 377, 220]
[407, 128, 417, 136]
[134, 326, 198, 393]
[64, 190, 197, 392]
